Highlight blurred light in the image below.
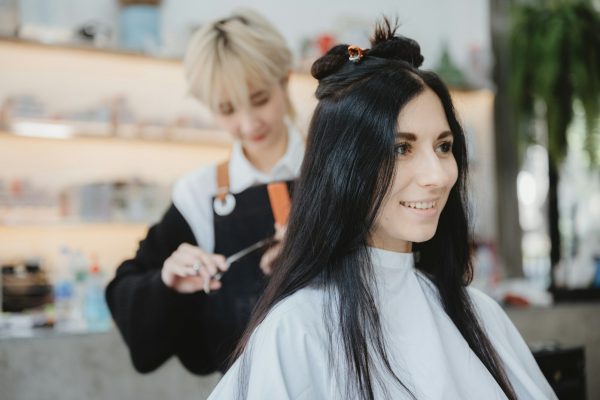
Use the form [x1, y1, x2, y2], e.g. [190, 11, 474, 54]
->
[12, 121, 74, 139]
[517, 171, 537, 206]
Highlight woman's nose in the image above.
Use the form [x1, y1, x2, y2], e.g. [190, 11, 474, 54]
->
[238, 109, 261, 135]
[415, 151, 448, 187]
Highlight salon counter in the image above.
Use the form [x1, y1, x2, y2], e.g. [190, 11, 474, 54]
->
[506, 302, 600, 399]
[1, 302, 599, 400]
[0, 328, 220, 400]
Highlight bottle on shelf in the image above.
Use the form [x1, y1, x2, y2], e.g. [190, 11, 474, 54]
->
[83, 253, 110, 331]
[53, 246, 84, 331]
[69, 250, 88, 330]
[53, 246, 73, 329]
[53, 278, 73, 329]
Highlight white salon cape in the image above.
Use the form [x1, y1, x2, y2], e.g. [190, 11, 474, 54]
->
[208, 248, 557, 400]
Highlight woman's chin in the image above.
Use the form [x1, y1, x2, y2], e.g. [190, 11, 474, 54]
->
[405, 230, 437, 244]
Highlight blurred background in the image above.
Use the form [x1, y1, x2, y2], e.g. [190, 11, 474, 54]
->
[0, 0, 598, 399]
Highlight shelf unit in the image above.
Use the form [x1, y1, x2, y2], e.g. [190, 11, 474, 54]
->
[0, 38, 319, 278]
[0, 128, 231, 276]
[0, 38, 495, 279]
[0, 130, 229, 187]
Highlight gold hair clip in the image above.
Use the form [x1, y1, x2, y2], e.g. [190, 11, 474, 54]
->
[348, 45, 364, 63]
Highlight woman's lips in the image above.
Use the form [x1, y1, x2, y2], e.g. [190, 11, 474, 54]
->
[248, 133, 267, 142]
[399, 199, 438, 217]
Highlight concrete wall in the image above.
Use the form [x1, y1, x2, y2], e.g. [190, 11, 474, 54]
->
[507, 303, 600, 400]
[0, 330, 220, 400]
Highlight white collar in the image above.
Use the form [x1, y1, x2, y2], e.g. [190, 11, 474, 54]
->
[228, 123, 305, 193]
[368, 247, 414, 271]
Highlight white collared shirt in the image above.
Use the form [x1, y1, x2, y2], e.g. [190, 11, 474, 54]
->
[172, 125, 305, 253]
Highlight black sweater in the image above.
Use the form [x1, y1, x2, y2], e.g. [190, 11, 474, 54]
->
[106, 204, 219, 375]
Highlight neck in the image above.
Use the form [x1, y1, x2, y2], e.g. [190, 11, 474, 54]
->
[367, 236, 412, 253]
[243, 126, 289, 174]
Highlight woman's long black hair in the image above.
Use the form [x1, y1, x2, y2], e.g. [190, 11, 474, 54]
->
[232, 19, 517, 400]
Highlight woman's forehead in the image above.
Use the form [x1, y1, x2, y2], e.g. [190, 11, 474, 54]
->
[396, 89, 450, 135]
[214, 81, 274, 106]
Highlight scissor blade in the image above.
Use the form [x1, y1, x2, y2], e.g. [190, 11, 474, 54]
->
[213, 237, 274, 281]
[226, 238, 272, 265]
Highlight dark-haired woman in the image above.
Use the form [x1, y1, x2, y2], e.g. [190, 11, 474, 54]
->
[208, 20, 556, 400]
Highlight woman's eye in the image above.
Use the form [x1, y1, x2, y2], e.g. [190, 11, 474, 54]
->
[252, 95, 270, 107]
[218, 104, 234, 115]
[437, 141, 453, 153]
[395, 143, 411, 156]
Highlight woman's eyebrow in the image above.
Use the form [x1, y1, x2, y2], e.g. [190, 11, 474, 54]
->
[396, 132, 417, 141]
[437, 130, 453, 139]
[395, 130, 453, 140]
[218, 101, 232, 110]
[250, 90, 268, 100]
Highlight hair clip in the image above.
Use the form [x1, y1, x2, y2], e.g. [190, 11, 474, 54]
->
[348, 45, 364, 63]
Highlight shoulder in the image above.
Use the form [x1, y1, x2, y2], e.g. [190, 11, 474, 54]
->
[466, 288, 559, 399]
[170, 164, 220, 249]
[172, 163, 218, 201]
[172, 163, 218, 220]
[254, 287, 327, 345]
[415, 273, 507, 328]
[466, 286, 521, 346]
[468, 286, 501, 311]
[245, 288, 330, 381]
[467, 287, 506, 323]
[468, 287, 507, 327]
[211, 288, 331, 400]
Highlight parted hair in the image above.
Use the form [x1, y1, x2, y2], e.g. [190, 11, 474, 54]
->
[184, 9, 294, 117]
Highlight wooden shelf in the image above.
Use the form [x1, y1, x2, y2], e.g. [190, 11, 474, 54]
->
[0, 130, 227, 275]
[0, 129, 230, 188]
[0, 222, 150, 276]
[0, 37, 316, 280]
[0, 125, 232, 147]
[0, 221, 149, 229]
[0, 35, 181, 64]
[0, 38, 317, 138]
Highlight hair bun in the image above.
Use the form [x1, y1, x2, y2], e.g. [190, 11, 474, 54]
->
[310, 44, 350, 80]
[369, 18, 424, 68]
[310, 18, 424, 81]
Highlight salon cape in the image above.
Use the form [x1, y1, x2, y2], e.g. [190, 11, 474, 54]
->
[208, 248, 557, 400]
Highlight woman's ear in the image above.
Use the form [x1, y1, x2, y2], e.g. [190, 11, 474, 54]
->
[280, 70, 291, 88]
[281, 70, 296, 120]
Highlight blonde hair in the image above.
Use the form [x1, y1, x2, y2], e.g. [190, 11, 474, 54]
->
[184, 9, 294, 117]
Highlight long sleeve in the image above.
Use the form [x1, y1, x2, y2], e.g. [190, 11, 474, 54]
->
[105, 203, 217, 375]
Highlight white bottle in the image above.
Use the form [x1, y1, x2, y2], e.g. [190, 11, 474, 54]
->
[69, 250, 88, 330]
[83, 254, 110, 331]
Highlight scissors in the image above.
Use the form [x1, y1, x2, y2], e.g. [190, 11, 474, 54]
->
[212, 236, 276, 281]
[206, 182, 290, 289]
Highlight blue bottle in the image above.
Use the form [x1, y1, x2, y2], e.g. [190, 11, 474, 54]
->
[83, 256, 111, 331]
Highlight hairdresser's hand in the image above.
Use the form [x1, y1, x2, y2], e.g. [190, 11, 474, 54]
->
[259, 224, 287, 276]
[161, 243, 228, 294]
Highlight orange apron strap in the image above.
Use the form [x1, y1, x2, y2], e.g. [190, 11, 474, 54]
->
[216, 161, 230, 201]
[267, 182, 291, 226]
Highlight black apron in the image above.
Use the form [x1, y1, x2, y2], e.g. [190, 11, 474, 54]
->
[202, 163, 294, 372]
